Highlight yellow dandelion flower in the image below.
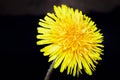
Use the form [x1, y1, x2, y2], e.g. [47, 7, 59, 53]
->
[37, 4, 104, 76]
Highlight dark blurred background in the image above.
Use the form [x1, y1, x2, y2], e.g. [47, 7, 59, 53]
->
[0, 0, 120, 80]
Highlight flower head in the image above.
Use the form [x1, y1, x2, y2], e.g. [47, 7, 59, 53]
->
[37, 4, 104, 76]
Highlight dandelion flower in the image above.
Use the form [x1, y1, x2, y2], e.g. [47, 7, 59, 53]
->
[37, 4, 104, 76]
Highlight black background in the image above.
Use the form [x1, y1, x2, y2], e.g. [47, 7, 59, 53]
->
[0, 2, 120, 80]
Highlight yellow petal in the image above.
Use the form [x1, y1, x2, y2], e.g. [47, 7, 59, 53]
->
[36, 35, 49, 40]
[60, 52, 72, 72]
[82, 53, 96, 71]
[81, 57, 92, 75]
[40, 44, 54, 52]
[54, 52, 66, 68]
[36, 40, 52, 45]
[37, 27, 50, 34]
[73, 63, 77, 76]
[48, 54, 57, 62]
[38, 22, 52, 28]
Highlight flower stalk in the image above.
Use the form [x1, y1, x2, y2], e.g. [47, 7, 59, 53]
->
[44, 61, 54, 80]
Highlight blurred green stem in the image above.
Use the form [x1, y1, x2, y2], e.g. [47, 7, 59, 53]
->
[44, 61, 54, 80]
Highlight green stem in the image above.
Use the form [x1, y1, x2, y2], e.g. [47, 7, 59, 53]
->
[44, 61, 54, 80]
